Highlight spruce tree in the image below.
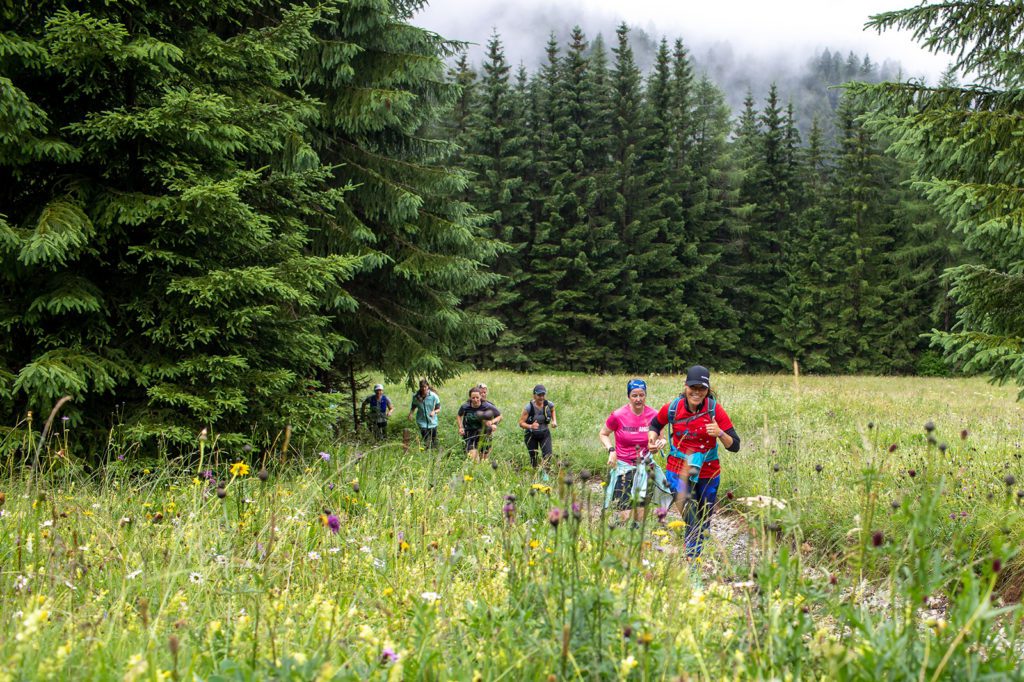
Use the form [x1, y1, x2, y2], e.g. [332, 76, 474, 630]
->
[534, 27, 617, 369]
[852, 2, 1024, 392]
[298, 0, 501, 387]
[518, 35, 565, 368]
[446, 52, 478, 156]
[775, 117, 835, 371]
[826, 94, 899, 372]
[0, 1, 362, 443]
[465, 31, 530, 367]
[605, 24, 662, 369]
[689, 75, 744, 367]
[727, 86, 796, 370]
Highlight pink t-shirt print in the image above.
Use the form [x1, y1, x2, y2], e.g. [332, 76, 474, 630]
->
[606, 405, 658, 465]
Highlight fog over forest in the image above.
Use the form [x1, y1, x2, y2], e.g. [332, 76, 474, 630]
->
[413, 1, 951, 138]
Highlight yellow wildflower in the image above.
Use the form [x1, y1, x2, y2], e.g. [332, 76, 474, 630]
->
[463, 475, 473, 482]
[123, 653, 148, 682]
[230, 461, 250, 477]
[667, 520, 686, 530]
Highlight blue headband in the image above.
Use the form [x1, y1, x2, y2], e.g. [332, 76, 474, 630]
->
[627, 378, 647, 396]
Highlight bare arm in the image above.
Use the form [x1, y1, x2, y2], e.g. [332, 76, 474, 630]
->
[599, 424, 616, 467]
[518, 409, 532, 430]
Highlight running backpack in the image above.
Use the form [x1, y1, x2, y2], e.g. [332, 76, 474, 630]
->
[525, 400, 553, 428]
[666, 395, 717, 478]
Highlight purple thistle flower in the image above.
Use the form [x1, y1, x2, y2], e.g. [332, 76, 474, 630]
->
[548, 507, 564, 528]
[503, 502, 515, 522]
[655, 507, 669, 523]
[571, 502, 582, 521]
[328, 482, 335, 491]
[327, 514, 340, 534]
[380, 647, 399, 665]
[117, 454, 125, 461]
[319, 451, 331, 462]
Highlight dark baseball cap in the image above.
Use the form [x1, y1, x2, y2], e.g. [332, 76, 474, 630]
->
[685, 365, 710, 388]
[533, 384, 547, 395]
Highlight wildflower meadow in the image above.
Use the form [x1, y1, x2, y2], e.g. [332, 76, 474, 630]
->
[1, 372, 1023, 680]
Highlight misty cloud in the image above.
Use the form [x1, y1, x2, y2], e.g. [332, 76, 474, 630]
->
[413, 0, 951, 105]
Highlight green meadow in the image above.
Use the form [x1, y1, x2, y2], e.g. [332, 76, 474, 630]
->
[1, 372, 1022, 680]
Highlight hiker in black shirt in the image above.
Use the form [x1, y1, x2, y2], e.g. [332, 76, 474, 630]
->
[518, 384, 557, 475]
[457, 387, 500, 462]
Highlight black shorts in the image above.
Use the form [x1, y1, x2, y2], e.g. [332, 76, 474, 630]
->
[610, 468, 643, 510]
[463, 429, 481, 452]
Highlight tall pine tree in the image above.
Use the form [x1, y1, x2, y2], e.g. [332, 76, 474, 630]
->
[0, 1, 364, 444]
[298, 0, 501, 389]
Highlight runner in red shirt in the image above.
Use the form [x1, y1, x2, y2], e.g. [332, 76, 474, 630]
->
[647, 365, 741, 558]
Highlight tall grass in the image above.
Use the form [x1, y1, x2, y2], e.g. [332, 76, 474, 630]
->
[0, 371, 1022, 679]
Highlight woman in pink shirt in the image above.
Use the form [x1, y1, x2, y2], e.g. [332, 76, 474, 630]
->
[600, 378, 668, 523]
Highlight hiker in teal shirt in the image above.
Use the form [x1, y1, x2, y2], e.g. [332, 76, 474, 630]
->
[408, 379, 441, 449]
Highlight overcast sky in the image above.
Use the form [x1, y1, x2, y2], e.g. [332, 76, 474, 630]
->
[412, 0, 951, 82]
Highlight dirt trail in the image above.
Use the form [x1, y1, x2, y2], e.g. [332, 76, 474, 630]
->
[581, 479, 961, 624]
[582, 480, 760, 578]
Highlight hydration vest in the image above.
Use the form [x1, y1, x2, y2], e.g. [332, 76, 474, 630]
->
[665, 396, 718, 476]
[525, 400, 553, 430]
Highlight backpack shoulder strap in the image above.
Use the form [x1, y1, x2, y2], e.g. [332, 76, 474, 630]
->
[707, 398, 716, 420]
[668, 395, 684, 424]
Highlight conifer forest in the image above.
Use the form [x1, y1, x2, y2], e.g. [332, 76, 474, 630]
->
[2, 0, 1023, 441]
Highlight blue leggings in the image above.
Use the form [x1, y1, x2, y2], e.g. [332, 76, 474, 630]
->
[685, 475, 720, 558]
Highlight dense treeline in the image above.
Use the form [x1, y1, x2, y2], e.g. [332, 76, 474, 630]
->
[447, 25, 961, 374]
[4, 0, 1022, 446]
[0, 0, 496, 444]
